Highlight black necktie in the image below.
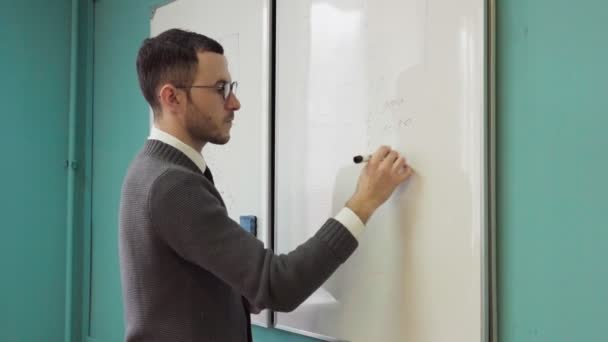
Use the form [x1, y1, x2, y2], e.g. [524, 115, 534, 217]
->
[203, 166, 214, 184]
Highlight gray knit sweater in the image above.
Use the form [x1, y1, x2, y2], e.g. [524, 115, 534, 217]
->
[119, 140, 358, 342]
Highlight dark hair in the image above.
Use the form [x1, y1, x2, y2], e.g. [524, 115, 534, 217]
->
[136, 28, 224, 115]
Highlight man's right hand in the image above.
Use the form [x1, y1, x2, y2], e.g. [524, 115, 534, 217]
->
[346, 146, 413, 224]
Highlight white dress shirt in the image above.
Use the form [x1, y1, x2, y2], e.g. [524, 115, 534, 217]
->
[148, 126, 365, 240]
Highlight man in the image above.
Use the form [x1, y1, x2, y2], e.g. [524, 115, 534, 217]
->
[119, 28, 413, 342]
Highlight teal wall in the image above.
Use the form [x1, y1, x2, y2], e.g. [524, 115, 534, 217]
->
[0, 0, 72, 340]
[1, 0, 607, 341]
[87, 1, 150, 340]
[496, 1, 608, 341]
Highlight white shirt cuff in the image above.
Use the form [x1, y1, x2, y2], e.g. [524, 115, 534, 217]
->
[334, 207, 366, 241]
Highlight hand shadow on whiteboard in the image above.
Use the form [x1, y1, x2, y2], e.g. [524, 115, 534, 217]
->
[316, 163, 420, 340]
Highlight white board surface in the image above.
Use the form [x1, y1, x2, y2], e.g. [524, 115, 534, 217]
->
[274, 0, 489, 341]
[151, 0, 272, 327]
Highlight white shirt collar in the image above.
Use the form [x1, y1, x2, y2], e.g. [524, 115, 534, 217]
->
[148, 126, 207, 174]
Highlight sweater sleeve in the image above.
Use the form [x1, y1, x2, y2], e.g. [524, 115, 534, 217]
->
[148, 169, 358, 312]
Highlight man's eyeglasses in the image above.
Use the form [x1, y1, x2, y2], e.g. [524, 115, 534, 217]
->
[176, 81, 238, 101]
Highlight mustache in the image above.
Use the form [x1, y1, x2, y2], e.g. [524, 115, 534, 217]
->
[226, 112, 235, 121]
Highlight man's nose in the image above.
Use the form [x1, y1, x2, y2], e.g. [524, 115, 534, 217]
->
[226, 93, 241, 111]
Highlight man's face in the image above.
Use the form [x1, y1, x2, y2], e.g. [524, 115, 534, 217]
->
[183, 52, 240, 146]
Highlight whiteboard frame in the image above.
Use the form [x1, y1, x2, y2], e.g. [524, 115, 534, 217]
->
[487, 0, 498, 341]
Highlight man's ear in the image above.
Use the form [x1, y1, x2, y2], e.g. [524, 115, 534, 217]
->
[158, 84, 184, 112]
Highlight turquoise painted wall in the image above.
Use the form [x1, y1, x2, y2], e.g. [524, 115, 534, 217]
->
[496, 1, 608, 341]
[0, 0, 72, 340]
[87, 1, 150, 340]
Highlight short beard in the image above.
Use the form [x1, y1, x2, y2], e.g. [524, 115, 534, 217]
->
[185, 100, 229, 146]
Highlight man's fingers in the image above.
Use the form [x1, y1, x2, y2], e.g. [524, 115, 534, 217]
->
[392, 156, 407, 173]
[387, 151, 400, 164]
[398, 166, 414, 182]
[380, 150, 399, 170]
[370, 145, 391, 165]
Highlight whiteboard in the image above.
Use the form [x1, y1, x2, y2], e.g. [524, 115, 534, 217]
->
[151, 0, 273, 327]
[274, 0, 489, 341]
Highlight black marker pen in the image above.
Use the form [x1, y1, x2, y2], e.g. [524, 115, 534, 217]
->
[353, 154, 372, 163]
